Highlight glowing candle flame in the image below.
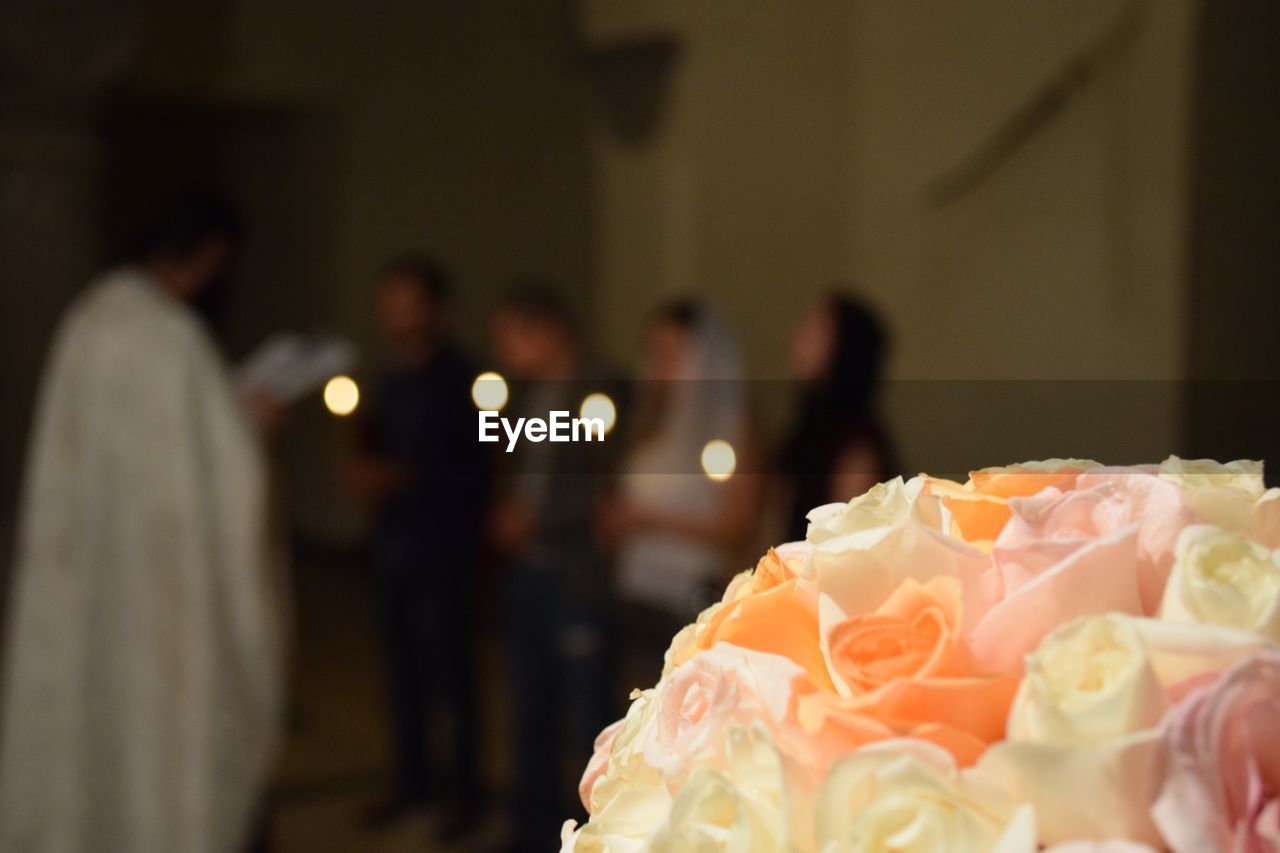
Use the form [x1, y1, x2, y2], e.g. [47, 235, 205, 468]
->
[471, 371, 509, 411]
[578, 392, 617, 435]
[701, 439, 736, 482]
[324, 375, 360, 416]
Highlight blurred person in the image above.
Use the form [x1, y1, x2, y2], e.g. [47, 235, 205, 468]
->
[346, 256, 489, 838]
[489, 282, 623, 853]
[0, 190, 286, 853]
[778, 292, 896, 540]
[605, 301, 762, 684]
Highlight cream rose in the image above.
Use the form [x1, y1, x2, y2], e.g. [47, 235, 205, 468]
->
[814, 739, 1035, 852]
[981, 615, 1269, 845]
[805, 476, 927, 545]
[648, 725, 789, 852]
[1160, 525, 1280, 640]
[566, 689, 672, 852]
[1159, 455, 1274, 535]
[561, 785, 673, 853]
[586, 689, 664, 815]
[1159, 456, 1266, 499]
[663, 614, 714, 681]
[1007, 614, 1167, 746]
[981, 613, 1169, 845]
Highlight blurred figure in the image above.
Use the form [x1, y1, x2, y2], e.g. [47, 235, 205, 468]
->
[347, 256, 489, 838]
[607, 301, 762, 682]
[0, 190, 285, 853]
[489, 283, 621, 852]
[779, 292, 896, 540]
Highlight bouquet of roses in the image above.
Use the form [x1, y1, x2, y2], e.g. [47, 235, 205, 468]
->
[562, 458, 1280, 852]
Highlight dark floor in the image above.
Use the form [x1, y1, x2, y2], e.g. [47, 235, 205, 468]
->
[268, 551, 514, 853]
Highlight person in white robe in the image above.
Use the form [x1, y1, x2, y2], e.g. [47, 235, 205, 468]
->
[0, 191, 285, 853]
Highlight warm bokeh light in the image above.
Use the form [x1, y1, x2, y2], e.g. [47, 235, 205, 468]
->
[578, 392, 617, 435]
[323, 375, 360, 416]
[471, 371, 509, 411]
[701, 439, 736, 482]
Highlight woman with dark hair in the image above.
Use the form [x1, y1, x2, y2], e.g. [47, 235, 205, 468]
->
[779, 292, 897, 541]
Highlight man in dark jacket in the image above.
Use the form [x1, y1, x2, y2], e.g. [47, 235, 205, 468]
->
[348, 256, 489, 838]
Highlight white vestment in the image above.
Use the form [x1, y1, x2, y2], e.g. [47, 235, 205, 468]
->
[0, 269, 285, 853]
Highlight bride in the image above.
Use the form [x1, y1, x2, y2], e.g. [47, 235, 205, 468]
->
[605, 300, 763, 682]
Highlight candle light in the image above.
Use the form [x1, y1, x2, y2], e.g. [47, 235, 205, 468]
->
[701, 439, 736, 482]
[323, 375, 360, 416]
[578, 392, 617, 435]
[471, 371, 509, 411]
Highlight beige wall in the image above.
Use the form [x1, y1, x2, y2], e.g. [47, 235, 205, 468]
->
[583, 0, 855, 374]
[586, 0, 1197, 474]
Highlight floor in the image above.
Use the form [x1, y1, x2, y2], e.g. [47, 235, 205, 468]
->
[267, 551, 516, 853]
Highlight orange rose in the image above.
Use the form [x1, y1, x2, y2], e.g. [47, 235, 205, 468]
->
[733, 547, 794, 597]
[787, 677, 996, 768]
[673, 550, 834, 690]
[810, 575, 1018, 764]
[924, 459, 1098, 546]
[826, 575, 967, 692]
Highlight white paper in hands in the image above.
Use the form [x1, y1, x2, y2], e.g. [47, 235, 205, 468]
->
[238, 333, 358, 403]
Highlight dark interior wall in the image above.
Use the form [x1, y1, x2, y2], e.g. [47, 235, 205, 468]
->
[1183, 0, 1280, 476]
[0, 0, 599, 552]
[115, 0, 598, 541]
[99, 100, 344, 359]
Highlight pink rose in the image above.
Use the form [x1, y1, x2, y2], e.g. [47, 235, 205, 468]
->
[970, 526, 1145, 675]
[968, 468, 1200, 674]
[643, 643, 803, 781]
[1000, 467, 1196, 613]
[1153, 650, 1280, 852]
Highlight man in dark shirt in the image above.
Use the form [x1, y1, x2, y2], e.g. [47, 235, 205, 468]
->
[489, 283, 624, 852]
[348, 256, 488, 837]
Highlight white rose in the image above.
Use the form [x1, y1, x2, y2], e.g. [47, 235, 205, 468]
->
[1008, 614, 1167, 746]
[648, 725, 789, 852]
[1159, 456, 1269, 533]
[562, 784, 673, 853]
[568, 689, 672, 852]
[814, 739, 1035, 853]
[1161, 525, 1280, 640]
[982, 616, 1268, 845]
[805, 476, 923, 545]
[973, 458, 1101, 477]
[587, 689, 664, 815]
[1159, 456, 1265, 499]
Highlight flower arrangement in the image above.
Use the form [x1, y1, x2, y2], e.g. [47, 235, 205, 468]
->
[562, 458, 1280, 852]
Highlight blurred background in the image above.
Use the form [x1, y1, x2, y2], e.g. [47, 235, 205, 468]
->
[1, 1, 1278, 851]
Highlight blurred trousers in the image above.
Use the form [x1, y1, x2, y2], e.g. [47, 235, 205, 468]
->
[505, 559, 615, 851]
[375, 553, 480, 804]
